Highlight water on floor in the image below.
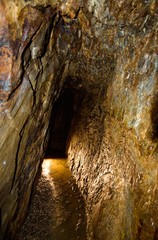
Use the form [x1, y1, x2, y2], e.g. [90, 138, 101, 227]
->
[15, 158, 87, 240]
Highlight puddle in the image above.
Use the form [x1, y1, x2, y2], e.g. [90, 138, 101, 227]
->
[15, 158, 87, 240]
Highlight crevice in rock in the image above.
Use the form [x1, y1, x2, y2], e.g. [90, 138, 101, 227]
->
[0, 208, 1, 228]
[154, 228, 158, 240]
[27, 76, 36, 105]
[10, 116, 32, 192]
[151, 94, 158, 141]
[8, 6, 57, 103]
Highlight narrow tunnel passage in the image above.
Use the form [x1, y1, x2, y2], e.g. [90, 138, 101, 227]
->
[0, 1, 157, 239]
[15, 86, 87, 240]
[45, 87, 75, 158]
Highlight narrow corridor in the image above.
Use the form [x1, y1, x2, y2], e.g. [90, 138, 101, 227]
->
[15, 159, 87, 240]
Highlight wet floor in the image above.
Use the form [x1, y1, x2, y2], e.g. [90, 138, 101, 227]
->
[15, 158, 87, 240]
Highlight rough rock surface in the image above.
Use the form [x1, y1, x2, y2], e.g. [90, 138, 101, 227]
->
[0, 0, 80, 238]
[0, 0, 158, 239]
[68, 1, 158, 239]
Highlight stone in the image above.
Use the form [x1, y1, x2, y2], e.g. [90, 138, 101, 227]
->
[0, 1, 79, 239]
[0, 0, 158, 239]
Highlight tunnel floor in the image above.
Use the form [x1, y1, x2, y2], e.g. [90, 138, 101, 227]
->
[15, 159, 87, 240]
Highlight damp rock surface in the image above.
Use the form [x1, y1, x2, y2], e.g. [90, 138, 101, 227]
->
[0, 0, 158, 240]
[15, 159, 87, 240]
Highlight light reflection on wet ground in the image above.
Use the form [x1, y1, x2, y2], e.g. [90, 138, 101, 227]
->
[16, 158, 87, 240]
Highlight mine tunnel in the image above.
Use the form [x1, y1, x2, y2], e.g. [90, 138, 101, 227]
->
[14, 83, 88, 240]
[45, 87, 75, 158]
[0, 1, 158, 240]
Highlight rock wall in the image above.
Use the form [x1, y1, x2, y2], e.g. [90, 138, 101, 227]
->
[0, 0, 158, 239]
[0, 1, 81, 238]
[67, 1, 158, 239]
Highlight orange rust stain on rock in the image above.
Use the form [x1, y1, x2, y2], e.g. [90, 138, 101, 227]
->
[0, 3, 13, 107]
[0, 46, 12, 74]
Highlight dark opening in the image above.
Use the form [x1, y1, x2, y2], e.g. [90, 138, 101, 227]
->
[150, 94, 158, 141]
[0, 208, 1, 227]
[45, 88, 75, 158]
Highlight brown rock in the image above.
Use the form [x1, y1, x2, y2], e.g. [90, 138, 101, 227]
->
[0, 0, 158, 240]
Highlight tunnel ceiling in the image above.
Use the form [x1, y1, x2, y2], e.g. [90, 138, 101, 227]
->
[0, 0, 158, 239]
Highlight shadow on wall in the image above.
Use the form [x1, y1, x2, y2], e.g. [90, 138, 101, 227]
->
[0, 208, 1, 229]
[151, 94, 158, 141]
[45, 87, 75, 158]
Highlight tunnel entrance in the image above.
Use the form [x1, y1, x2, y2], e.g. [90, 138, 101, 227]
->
[45, 87, 75, 158]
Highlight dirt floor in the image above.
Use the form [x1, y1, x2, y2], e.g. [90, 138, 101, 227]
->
[15, 158, 87, 240]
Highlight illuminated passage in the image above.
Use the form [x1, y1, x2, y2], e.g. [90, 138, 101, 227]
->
[16, 159, 87, 240]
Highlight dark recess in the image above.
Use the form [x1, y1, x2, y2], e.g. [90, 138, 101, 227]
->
[0, 208, 1, 227]
[151, 94, 158, 141]
[45, 88, 75, 158]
